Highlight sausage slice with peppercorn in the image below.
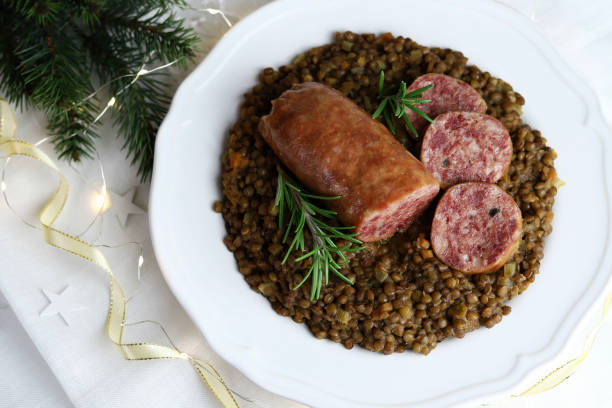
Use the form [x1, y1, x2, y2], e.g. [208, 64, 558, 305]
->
[431, 182, 522, 273]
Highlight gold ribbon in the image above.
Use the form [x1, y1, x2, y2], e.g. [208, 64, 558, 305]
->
[0, 99, 239, 408]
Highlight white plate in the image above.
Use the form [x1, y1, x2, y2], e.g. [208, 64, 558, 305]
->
[150, 0, 612, 406]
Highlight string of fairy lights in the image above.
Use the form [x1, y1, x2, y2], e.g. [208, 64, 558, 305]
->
[0, 6, 265, 407]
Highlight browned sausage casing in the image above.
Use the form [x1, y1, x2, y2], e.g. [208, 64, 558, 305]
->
[259, 82, 440, 242]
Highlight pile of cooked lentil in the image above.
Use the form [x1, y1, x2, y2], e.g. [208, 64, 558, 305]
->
[216, 32, 558, 355]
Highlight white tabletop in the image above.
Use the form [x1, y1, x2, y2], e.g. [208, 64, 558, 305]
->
[1, 1, 611, 407]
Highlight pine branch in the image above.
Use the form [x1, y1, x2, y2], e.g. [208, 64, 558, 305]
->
[99, 4, 198, 68]
[0, 7, 30, 108]
[76, 1, 102, 26]
[17, 0, 62, 25]
[110, 74, 172, 179]
[29, 46, 97, 158]
[6, 4, 100, 160]
[94, 2, 198, 179]
[81, 14, 195, 179]
[0, 0, 198, 178]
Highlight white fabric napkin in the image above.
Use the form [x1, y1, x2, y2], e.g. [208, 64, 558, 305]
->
[1, 1, 611, 408]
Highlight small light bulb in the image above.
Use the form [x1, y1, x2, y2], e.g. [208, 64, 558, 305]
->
[94, 187, 111, 213]
[95, 193, 105, 208]
[137, 254, 144, 281]
[107, 97, 116, 107]
[0, 181, 6, 192]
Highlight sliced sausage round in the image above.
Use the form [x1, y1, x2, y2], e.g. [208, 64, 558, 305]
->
[420, 111, 512, 188]
[404, 73, 487, 135]
[259, 82, 440, 242]
[431, 182, 522, 274]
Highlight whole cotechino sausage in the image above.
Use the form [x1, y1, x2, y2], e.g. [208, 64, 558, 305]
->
[404, 73, 487, 135]
[431, 182, 522, 273]
[259, 82, 440, 242]
[420, 111, 512, 188]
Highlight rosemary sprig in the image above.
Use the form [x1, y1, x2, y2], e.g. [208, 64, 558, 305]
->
[372, 70, 434, 137]
[274, 168, 364, 300]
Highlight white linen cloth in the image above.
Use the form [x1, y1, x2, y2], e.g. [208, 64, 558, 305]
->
[1, 1, 611, 407]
